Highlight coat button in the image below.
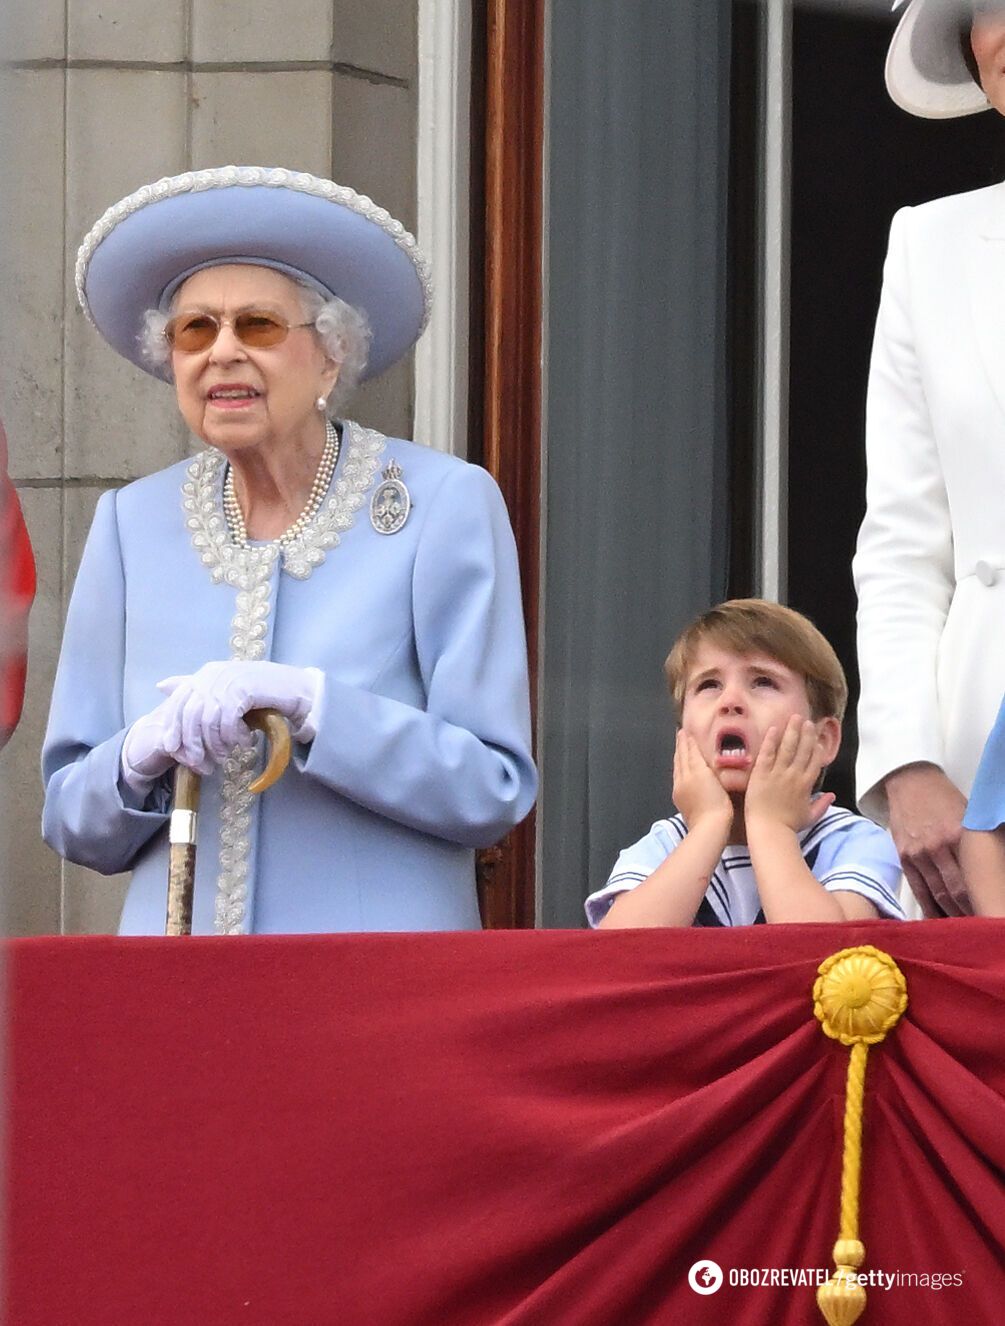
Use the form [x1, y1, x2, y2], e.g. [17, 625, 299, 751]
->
[976, 560, 997, 587]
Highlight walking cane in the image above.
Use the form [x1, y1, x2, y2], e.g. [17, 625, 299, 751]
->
[165, 707, 292, 936]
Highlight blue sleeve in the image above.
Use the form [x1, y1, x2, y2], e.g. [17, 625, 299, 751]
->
[811, 817, 905, 919]
[299, 462, 537, 848]
[964, 690, 1005, 831]
[584, 820, 683, 927]
[41, 490, 170, 873]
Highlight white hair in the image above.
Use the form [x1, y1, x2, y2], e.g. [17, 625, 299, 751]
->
[295, 284, 371, 414]
[138, 274, 372, 414]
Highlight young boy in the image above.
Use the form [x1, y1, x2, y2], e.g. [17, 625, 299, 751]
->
[586, 599, 904, 928]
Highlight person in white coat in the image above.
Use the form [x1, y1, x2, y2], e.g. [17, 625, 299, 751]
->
[855, 0, 1005, 916]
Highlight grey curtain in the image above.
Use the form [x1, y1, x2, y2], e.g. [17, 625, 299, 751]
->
[540, 0, 733, 926]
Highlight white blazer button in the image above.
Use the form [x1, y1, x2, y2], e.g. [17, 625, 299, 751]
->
[976, 560, 997, 587]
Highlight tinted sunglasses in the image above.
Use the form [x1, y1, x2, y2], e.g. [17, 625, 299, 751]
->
[164, 310, 314, 353]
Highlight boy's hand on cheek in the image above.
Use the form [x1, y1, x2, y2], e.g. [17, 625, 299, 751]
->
[744, 715, 834, 834]
[672, 730, 733, 830]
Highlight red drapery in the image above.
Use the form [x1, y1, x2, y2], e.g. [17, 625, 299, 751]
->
[5, 919, 1004, 1324]
[0, 419, 35, 744]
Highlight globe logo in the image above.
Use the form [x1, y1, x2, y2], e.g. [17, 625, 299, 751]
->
[687, 1259, 724, 1295]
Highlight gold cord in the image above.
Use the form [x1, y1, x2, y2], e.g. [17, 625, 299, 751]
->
[812, 946, 908, 1325]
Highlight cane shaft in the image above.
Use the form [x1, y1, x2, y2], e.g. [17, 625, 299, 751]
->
[166, 765, 201, 937]
[166, 844, 196, 934]
[164, 709, 290, 936]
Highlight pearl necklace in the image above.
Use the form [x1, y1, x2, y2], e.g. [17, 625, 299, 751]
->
[222, 420, 340, 549]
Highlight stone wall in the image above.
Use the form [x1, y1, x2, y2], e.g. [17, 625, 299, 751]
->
[0, 0, 419, 933]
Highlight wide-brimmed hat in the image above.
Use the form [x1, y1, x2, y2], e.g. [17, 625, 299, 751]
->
[76, 165, 432, 381]
[886, 0, 991, 118]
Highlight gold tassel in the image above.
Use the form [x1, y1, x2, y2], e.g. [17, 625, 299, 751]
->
[812, 946, 908, 1326]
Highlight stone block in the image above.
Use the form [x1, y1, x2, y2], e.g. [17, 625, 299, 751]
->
[0, 69, 65, 481]
[61, 862, 129, 935]
[0, 0, 65, 61]
[190, 71, 332, 174]
[0, 486, 62, 936]
[191, 0, 333, 64]
[331, 72, 416, 233]
[351, 354, 414, 443]
[63, 484, 106, 596]
[68, 0, 186, 63]
[333, 0, 417, 83]
[65, 69, 189, 481]
[329, 72, 417, 440]
[64, 68, 188, 294]
[64, 322, 189, 483]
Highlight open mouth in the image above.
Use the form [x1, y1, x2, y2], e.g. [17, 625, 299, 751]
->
[716, 730, 750, 765]
[207, 385, 262, 403]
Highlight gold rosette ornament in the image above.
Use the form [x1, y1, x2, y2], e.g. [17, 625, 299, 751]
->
[812, 946, 908, 1326]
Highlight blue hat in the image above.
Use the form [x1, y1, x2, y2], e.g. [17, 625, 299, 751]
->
[886, 0, 990, 119]
[75, 165, 432, 381]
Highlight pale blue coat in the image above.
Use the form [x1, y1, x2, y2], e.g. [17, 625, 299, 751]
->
[42, 422, 537, 934]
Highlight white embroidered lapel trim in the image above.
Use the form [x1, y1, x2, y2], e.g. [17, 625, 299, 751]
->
[182, 419, 386, 585]
[178, 419, 386, 934]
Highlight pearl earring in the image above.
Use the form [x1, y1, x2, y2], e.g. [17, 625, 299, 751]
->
[315, 395, 328, 413]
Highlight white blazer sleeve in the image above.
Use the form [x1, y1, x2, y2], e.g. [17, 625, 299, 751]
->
[853, 206, 956, 820]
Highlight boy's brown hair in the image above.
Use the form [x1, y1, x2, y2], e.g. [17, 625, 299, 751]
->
[664, 598, 848, 723]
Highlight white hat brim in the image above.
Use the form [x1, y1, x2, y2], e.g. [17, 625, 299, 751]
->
[76, 166, 432, 381]
[886, 0, 990, 119]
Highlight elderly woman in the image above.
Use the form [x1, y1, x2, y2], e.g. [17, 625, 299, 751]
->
[42, 166, 537, 934]
[854, 0, 1005, 916]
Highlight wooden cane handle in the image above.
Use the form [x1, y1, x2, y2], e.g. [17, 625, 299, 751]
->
[173, 764, 201, 813]
[245, 707, 292, 794]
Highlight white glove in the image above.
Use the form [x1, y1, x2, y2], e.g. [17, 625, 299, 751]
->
[120, 691, 221, 791]
[156, 660, 324, 767]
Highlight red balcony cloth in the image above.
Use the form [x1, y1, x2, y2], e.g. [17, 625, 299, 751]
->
[5, 920, 1004, 1325]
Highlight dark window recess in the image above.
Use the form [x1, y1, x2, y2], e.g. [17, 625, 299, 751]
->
[726, 0, 761, 602]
